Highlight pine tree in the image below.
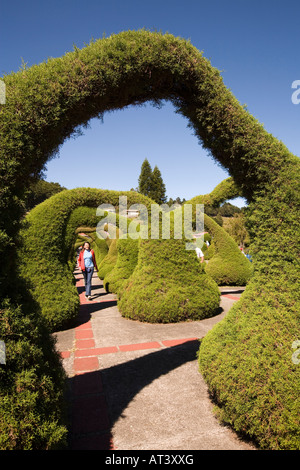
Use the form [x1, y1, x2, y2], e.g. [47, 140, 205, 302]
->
[138, 158, 152, 197]
[149, 165, 167, 204]
[138, 160, 167, 204]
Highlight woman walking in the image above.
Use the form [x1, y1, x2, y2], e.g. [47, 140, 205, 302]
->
[78, 241, 98, 300]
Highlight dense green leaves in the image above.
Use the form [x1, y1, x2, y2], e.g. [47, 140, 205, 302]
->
[103, 238, 139, 294]
[0, 299, 67, 449]
[138, 158, 153, 197]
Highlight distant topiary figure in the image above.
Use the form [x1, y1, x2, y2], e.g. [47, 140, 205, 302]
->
[97, 238, 118, 280]
[103, 238, 139, 294]
[204, 214, 252, 285]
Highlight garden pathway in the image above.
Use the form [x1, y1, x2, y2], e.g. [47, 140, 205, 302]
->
[54, 268, 256, 451]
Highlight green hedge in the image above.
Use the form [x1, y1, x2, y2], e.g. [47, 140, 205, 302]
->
[0, 299, 67, 449]
[64, 205, 100, 265]
[118, 235, 220, 323]
[204, 214, 253, 285]
[0, 30, 299, 449]
[199, 276, 300, 449]
[91, 235, 109, 268]
[97, 238, 118, 280]
[185, 182, 252, 285]
[17, 187, 154, 331]
[103, 238, 139, 294]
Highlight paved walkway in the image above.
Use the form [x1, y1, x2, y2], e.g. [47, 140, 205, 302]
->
[54, 268, 256, 451]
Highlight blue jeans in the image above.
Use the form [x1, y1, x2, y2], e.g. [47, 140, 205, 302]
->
[83, 268, 94, 296]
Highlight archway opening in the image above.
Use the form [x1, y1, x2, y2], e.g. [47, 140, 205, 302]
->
[44, 100, 247, 208]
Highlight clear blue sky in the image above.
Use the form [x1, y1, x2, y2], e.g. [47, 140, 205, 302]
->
[1, 0, 299, 207]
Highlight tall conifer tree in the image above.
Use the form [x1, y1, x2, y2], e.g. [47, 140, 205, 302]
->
[138, 158, 152, 197]
[138, 159, 167, 204]
[149, 165, 167, 204]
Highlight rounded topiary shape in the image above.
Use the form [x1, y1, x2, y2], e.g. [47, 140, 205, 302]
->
[204, 214, 253, 285]
[90, 236, 109, 267]
[97, 238, 118, 280]
[199, 274, 300, 450]
[118, 237, 220, 323]
[0, 298, 68, 450]
[103, 237, 139, 294]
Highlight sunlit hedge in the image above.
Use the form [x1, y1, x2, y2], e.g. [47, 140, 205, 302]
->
[103, 238, 139, 294]
[118, 211, 221, 322]
[204, 214, 252, 285]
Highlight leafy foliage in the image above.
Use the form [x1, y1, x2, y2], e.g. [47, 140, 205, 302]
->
[0, 299, 67, 450]
[25, 179, 66, 211]
[97, 238, 118, 280]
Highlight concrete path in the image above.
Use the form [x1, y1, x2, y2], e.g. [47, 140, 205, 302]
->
[54, 268, 256, 451]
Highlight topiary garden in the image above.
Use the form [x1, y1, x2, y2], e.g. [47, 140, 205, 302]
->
[0, 30, 299, 449]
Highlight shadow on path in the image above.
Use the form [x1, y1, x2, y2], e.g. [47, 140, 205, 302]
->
[67, 339, 199, 450]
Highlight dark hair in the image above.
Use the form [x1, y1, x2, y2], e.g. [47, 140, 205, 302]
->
[83, 241, 90, 249]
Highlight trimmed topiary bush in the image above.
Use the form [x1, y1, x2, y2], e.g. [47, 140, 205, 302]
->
[199, 275, 300, 449]
[103, 238, 139, 294]
[97, 238, 118, 280]
[204, 214, 253, 285]
[118, 235, 220, 323]
[90, 235, 109, 267]
[185, 183, 252, 285]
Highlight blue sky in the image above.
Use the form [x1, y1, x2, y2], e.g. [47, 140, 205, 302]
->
[1, 0, 299, 207]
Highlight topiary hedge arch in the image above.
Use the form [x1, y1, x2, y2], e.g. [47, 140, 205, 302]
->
[17, 187, 154, 331]
[0, 30, 299, 449]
